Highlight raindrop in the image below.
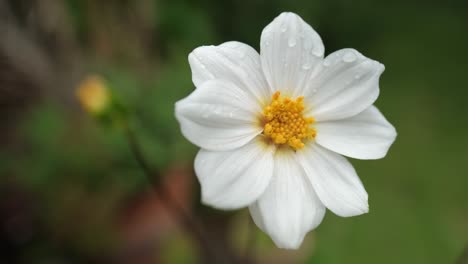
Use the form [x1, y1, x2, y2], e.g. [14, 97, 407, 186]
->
[302, 63, 312, 70]
[343, 51, 357, 63]
[281, 26, 288, 33]
[288, 37, 297, 47]
[354, 74, 361, 79]
[312, 48, 323, 57]
[303, 39, 313, 50]
[196, 55, 203, 63]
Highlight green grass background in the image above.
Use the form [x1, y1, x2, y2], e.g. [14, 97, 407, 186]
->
[1, 0, 467, 263]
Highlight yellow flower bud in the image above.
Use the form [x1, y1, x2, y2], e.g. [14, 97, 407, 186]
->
[76, 75, 110, 115]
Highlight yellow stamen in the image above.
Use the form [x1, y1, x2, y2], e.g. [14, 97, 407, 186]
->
[262, 91, 316, 150]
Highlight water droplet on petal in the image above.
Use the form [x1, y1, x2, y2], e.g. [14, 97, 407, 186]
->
[312, 48, 323, 57]
[288, 37, 297, 47]
[343, 51, 357, 62]
[281, 26, 287, 33]
[354, 74, 361, 79]
[303, 39, 313, 50]
[302, 63, 312, 70]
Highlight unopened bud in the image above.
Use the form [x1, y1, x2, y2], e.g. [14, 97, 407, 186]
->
[76, 75, 110, 115]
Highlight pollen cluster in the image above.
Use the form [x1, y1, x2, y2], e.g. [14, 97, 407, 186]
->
[263, 91, 316, 150]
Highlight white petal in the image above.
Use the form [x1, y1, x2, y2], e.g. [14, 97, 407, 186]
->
[315, 106, 397, 159]
[305, 48, 385, 121]
[249, 149, 326, 249]
[175, 80, 262, 151]
[194, 137, 275, 209]
[260, 12, 324, 97]
[296, 143, 368, 217]
[189, 41, 271, 104]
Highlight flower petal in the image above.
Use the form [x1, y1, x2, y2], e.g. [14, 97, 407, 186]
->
[305, 48, 385, 121]
[189, 41, 271, 104]
[249, 149, 326, 249]
[175, 80, 262, 151]
[296, 143, 368, 217]
[260, 12, 324, 97]
[195, 137, 275, 209]
[315, 105, 397, 159]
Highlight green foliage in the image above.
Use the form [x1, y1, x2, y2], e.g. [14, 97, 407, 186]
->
[1, 0, 467, 263]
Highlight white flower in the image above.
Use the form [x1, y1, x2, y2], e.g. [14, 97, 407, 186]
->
[175, 12, 396, 249]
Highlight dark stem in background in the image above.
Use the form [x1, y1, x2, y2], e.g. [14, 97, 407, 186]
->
[122, 121, 221, 263]
[456, 244, 468, 264]
[245, 214, 257, 261]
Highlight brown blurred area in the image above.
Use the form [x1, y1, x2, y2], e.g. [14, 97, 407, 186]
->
[0, 0, 466, 263]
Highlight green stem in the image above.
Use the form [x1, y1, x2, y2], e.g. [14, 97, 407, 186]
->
[245, 213, 257, 261]
[122, 120, 220, 263]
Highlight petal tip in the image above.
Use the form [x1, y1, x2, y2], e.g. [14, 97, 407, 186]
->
[377, 62, 385, 73]
[279, 11, 299, 17]
[272, 233, 306, 250]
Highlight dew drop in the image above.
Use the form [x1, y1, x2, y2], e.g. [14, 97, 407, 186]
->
[303, 39, 313, 51]
[281, 26, 287, 33]
[302, 63, 312, 70]
[312, 48, 323, 57]
[288, 37, 297, 47]
[354, 74, 361, 79]
[343, 52, 357, 63]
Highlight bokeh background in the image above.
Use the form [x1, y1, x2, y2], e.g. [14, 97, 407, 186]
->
[0, 0, 467, 263]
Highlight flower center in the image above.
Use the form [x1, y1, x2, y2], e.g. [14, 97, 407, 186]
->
[262, 91, 316, 150]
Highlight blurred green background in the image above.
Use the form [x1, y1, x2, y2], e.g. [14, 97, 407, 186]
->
[0, 0, 467, 263]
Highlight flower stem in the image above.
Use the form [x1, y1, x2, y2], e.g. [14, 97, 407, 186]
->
[122, 121, 220, 263]
[457, 244, 468, 264]
[245, 213, 257, 261]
